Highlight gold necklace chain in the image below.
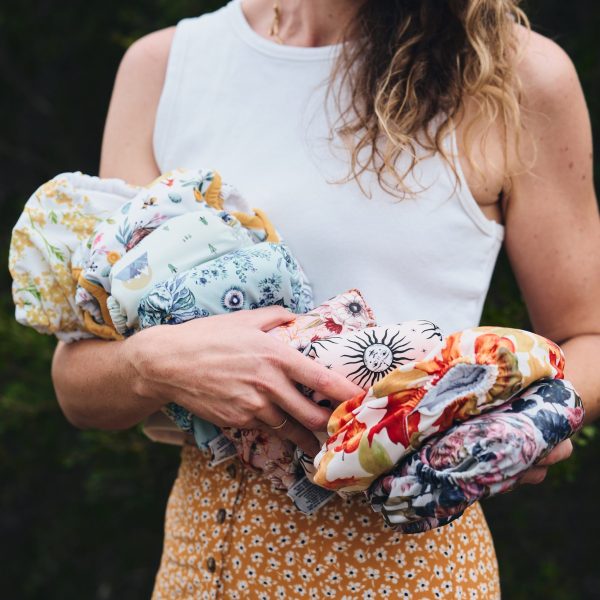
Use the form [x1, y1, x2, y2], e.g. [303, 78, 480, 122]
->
[268, 0, 284, 44]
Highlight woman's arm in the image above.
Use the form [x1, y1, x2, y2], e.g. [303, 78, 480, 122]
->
[52, 29, 175, 428]
[506, 30, 600, 422]
[52, 307, 359, 455]
[98, 27, 174, 184]
[51, 29, 361, 456]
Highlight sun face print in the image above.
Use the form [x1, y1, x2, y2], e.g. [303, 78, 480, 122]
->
[308, 327, 417, 389]
[341, 328, 417, 387]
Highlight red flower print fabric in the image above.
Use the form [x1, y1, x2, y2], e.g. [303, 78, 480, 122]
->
[313, 327, 566, 492]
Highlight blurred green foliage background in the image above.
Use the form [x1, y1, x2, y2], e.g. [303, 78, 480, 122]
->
[0, 1, 598, 598]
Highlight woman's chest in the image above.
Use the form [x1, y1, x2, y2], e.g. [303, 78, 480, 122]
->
[155, 46, 503, 330]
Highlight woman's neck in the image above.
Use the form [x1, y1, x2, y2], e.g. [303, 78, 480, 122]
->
[241, 0, 363, 47]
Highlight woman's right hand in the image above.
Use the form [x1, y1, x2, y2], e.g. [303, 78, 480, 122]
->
[126, 306, 363, 456]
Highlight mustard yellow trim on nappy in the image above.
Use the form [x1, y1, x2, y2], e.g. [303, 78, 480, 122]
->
[203, 172, 223, 210]
[83, 311, 124, 341]
[77, 275, 123, 340]
[73, 266, 121, 339]
[231, 208, 280, 243]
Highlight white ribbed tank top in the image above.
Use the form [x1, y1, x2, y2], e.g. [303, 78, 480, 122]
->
[153, 0, 504, 335]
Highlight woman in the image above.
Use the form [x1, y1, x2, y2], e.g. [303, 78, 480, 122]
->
[52, 0, 600, 597]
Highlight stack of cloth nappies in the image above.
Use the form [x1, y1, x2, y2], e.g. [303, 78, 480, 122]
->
[310, 327, 583, 531]
[10, 168, 585, 532]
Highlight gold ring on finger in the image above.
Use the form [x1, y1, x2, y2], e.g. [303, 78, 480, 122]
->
[270, 417, 288, 430]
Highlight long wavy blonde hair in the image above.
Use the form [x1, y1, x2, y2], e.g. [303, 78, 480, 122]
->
[330, 0, 530, 196]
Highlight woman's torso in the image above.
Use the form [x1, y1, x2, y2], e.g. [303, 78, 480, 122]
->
[152, 2, 502, 597]
[153, 0, 504, 336]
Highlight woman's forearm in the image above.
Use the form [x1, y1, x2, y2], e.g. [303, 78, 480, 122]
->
[50, 309, 360, 454]
[561, 333, 600, 423]
[51, 337, 162, 430]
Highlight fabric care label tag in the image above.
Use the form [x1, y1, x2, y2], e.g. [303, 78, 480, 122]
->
[208, 433, 238, 466]
[287, 476, 335, 514]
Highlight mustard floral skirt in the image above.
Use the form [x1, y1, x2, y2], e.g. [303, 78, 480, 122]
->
[152, 444, 500, 599]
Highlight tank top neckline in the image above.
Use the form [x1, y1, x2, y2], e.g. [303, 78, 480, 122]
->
[228, 0, 344, 61]
[224, 0, 503, 238]
[155, 11, 506, 331]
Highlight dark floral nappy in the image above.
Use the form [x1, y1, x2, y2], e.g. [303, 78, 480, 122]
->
[368, 378, 584, 533]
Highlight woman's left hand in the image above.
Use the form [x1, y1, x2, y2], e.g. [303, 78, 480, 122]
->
[519, 439, 573, 485]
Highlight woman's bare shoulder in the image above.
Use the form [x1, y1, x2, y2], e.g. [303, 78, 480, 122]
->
[120, 27, 176, 74]
[501, 25, 586, 182]
[513, 25, 580, 111]
[110, 26, 176, 119]
[100, 27, 175, 183]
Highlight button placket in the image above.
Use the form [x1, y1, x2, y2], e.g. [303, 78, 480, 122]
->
[203, 458, 242, 597]
[215, 459, 247, 597]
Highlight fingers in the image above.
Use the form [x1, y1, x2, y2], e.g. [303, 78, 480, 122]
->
[253, 367, 334, 451]
[536, 439, 573, 467]
[520, 440, 574, 485]
[256, 402, 289, 430]
[270, 376, 333, 431]
[278, 345, 363, 404]
[255, 402, 322, 456]
[281, 422, 321, 457]
[520, 466, 548, 485]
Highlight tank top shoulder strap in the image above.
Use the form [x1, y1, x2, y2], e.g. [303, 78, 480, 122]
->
[153, 18, 191, 170]
[153, 5, 234, 170]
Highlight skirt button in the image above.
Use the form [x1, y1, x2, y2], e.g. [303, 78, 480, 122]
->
[216, 508, 227, 524]
[206, 557, 216, 573]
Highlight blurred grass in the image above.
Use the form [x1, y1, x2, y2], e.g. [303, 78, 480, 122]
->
[0, 1, 598, 598]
